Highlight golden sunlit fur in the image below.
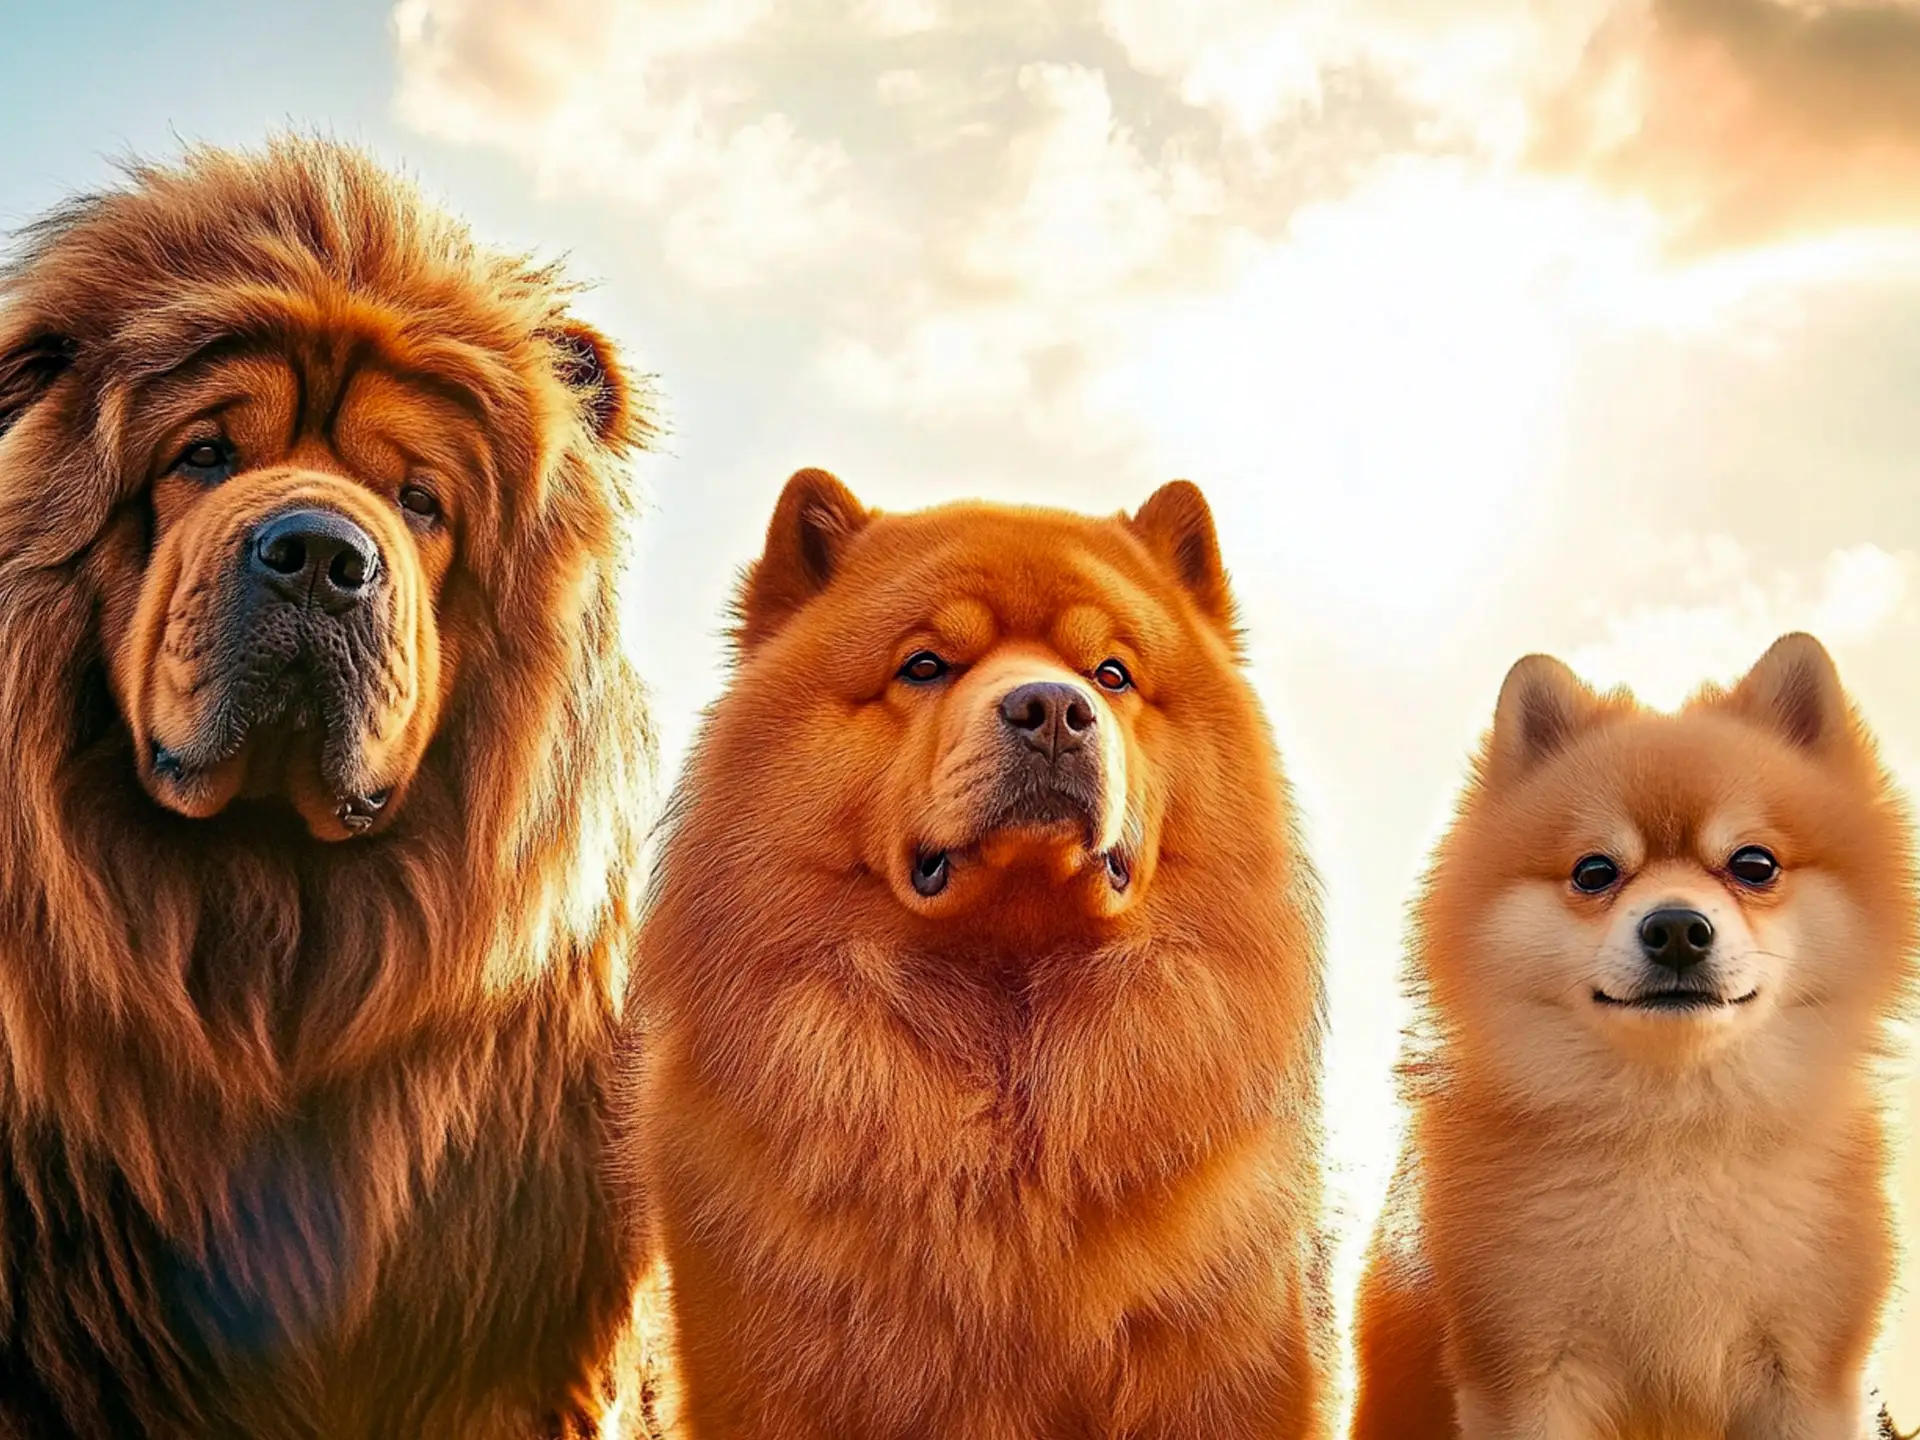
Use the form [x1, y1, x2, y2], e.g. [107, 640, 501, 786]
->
[624, 471, 1333, 1439]
[1352, 634, 1919, 1440]
[0, 138, 657, 1437]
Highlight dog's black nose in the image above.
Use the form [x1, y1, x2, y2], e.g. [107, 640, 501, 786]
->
[1638, 907, 1715, 972]
[249, 509, 381, 612]
[999, 681, 1096, 762]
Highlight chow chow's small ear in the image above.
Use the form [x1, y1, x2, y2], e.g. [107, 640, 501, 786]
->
[1488, 653, 1603, 782]
[1726, 632, 1851, 754]
[543, 319, 647, 450]
[735, 468, 871, 650]
[0, 332, 77, 439]
[1129, 480, 1233, 628]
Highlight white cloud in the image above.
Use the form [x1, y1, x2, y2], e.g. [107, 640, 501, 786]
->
[959, 63, 1207, 295]
[646, 113, 856, 288]
[853, 0, 944, 36]
[818, 305, 1072, 420]
[386, 0, 1486, 305]
[1566, 536, 1918, 709]
[388, 0, 1920, 321]
[1096, 0, 1334, 130]
[396, 0, 1901, 455]
[814, 57, 1247, 427]
[389, 3, 1920, 663]
[392, 0, 857, 285]
[1096, 0, 1611, 145]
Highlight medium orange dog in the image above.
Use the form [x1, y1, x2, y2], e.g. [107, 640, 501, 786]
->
[1352, 635, 1918, 1440]
[627, 471, 1332, 1439]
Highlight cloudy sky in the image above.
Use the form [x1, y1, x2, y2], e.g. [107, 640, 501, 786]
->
[8, 0, 1920, 1413]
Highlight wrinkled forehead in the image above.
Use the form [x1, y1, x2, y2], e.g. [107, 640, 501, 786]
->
[137, 347, 491, 466]
[66, 276, 534, 462]
[130, 298, 497, 410]
[822, 506, 1183, 650]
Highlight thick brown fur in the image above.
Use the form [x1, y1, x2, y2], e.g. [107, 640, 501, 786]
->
[1352, 635, 1920, 1440]
[624, 471, 1333, 1439]
[0, 137, 659, 1438]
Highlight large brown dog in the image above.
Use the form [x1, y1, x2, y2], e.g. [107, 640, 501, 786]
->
[0, 139, 656, 1437]
[627, 471, 1332, 1439]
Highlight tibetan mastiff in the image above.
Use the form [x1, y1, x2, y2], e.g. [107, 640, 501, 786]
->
[0, 139, 656, 1438]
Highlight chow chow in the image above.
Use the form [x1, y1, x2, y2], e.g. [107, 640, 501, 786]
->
[626, 470, 1332, 1439]
[1351, 635, 1918, 1440]
[0, 138, 659, 1437]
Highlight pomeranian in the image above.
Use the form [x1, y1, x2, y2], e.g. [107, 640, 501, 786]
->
[1352, 633, 1918, 1440]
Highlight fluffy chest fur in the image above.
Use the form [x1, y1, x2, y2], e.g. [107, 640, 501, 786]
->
[0, 983, 636, 1440]
[641, 935, 1325, 1438]
[1426, 1102, 1889, 1427]
[656, 935, 1307, 1293]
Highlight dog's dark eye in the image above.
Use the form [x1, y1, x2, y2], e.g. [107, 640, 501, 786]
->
[399, 484, 441, 521]
[1728, 846, 1779, 887]
[1094, 659, 1132, 692]
[1571, 854, 1620, 893]
[174, 438, 235, 482]
[898, 651, 948, 684]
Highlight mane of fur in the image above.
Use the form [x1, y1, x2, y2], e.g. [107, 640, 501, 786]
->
[0, 137, 657, 1437]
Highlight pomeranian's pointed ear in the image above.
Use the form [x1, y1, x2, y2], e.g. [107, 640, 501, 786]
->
[1726, 632, 1852, 754]
[1488, 653, 1604, 782]
[542, 318, 649, 450]
[0, 331, 76, 439]
[1129, 480, 1234, 630]
[735, 468, 871, 650]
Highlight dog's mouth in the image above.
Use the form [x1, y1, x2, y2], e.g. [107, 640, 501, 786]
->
[907, 841, 1132, 901]
[145, 650, 406, 840]
[985, 771, 1105, 837]
[902, 742, 1131, 911]
[150, 730, 399, 837]
[1593, 987, 1759, 1013]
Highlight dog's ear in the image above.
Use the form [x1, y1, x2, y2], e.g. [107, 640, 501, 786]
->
[734, 468, 871, 651]
[542, 318, 649, 451]
[0, 332, 77, 439]
[1487, 653, 1605, 783]
[1725, 632, 1853, 755]
[1128, 480, 1236, 633]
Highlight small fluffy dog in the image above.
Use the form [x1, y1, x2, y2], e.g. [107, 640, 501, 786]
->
[627, 471, 1333, 1439]
[1353, 634, 1918, 1440]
